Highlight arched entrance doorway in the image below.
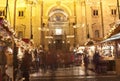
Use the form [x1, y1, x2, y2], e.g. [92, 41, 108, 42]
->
[47, 8, 70, 51]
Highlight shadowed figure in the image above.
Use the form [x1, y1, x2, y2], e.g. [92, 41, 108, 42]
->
[20, 50, 32, 81]
[83, 54, 89, 75]
[93, 51, 101, 73]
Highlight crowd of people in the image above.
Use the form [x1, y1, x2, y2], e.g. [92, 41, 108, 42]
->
[0, 42, 108, 81]
[15, 46, 81, 81]
[15, 45, 108, 80]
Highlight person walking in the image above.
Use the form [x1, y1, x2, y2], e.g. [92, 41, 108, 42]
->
[93, 51, 101, 73]
[20, 50, 32, 81]
[83, 54, 89, 75]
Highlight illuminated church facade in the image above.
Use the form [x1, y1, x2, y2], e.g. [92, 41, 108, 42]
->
[0, 0, 118, 50]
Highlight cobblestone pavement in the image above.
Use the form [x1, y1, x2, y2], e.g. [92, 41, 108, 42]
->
[30, 75, 120, 81]
[6, 65, 119, 81]
[30, 66, 119, 81]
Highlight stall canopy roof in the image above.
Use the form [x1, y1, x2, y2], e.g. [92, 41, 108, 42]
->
[101, 33, 120, 43]
[105, 23, 120, 39]
[101, 21, 120, 43]
[109, 25, 120, 36]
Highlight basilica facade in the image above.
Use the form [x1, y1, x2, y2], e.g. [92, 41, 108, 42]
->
[0, 0, 118, 50]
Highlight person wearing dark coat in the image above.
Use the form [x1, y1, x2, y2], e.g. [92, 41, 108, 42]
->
[93, 51, 101, 73]
[83, 54, 89, 75]
[20, 50, 32, 81]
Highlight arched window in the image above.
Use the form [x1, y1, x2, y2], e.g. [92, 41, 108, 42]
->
[95, 30, 99, 38]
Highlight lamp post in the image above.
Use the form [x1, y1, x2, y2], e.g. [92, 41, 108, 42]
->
[73, 23, 76, 47]
[26, 0, 38, 39]
[28, 1, 34, 39]
[41, 1, 44, 48]
[5, 0, 8, 19]
[117, 0, 120, 19]
[13, 0, 17, 31]
[30, 3, 33, 39]
[100, 0, 104, 37]
[116, 0, 120, 76]
[13, 0, 17, 81]
[84, 1, 90, 39]
[73, 0, 77, 47]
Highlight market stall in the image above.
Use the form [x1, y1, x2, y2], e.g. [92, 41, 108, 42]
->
[100, 33, 120, 73]
[102, 33, 120, 74]
[84, 38, 116, 73]
[0, 17, 15, 80]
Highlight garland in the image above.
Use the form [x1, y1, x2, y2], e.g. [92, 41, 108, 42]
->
[0, 17, 14, 36]
[0, 18, 14, 47]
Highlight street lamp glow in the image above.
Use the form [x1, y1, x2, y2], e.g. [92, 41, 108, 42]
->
[67, 41, 70, 43]
[82, 24, 85, 27]
[73, 25, 76, 28]
[48, 41, 51, 44]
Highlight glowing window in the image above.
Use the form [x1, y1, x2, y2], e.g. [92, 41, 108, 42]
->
[55, 29, 62, 35]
